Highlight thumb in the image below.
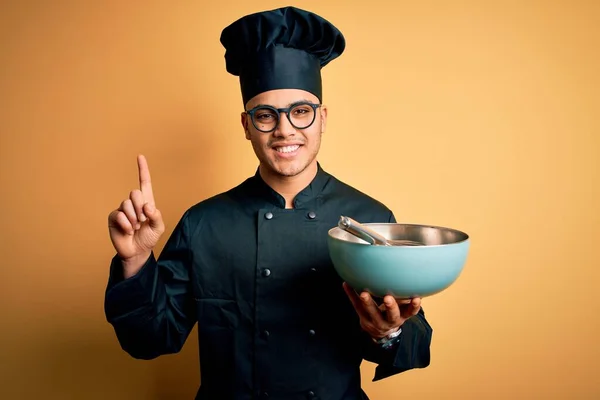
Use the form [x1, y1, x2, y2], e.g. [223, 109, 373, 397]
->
[143, 202, 164, 231]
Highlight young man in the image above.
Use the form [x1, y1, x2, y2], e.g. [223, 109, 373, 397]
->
[105, 6, 432, 400]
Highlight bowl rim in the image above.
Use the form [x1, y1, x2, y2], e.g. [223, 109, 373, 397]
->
[327, 222, 470, 247]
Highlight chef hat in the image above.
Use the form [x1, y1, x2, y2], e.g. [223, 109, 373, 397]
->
[220, 6, 346, 106]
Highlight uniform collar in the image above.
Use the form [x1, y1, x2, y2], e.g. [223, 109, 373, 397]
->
[250, 162, 331, 209]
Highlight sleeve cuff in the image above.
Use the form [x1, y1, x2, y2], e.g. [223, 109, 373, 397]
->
[372, 311, 433, 381]
[104, 253, 157, 320]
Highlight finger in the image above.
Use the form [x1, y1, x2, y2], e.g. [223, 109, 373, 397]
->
[358, 291, 386, 325]
[344, 282, 371, 321]
[119, 199, 140, 229]
[137, 154, 155, 207]
[129, 189, 147, 222]
[400, 297, 422, 319]
[342, 283, 371, 321]
[143, 202, 164, 232]
[109, 210, 134, 235]
[383, 295, 401, 324]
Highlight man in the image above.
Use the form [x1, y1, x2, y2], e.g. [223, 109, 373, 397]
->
[105, 6, 432, 400]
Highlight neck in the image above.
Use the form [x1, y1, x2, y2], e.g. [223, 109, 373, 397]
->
[259, 162, 318, 209]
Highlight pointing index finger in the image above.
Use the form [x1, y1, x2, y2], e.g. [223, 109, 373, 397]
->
[137, 154, 155, 206]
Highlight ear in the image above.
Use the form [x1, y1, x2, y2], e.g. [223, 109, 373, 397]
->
[320, 105, 328, 134]
[241, 112, 251, 140]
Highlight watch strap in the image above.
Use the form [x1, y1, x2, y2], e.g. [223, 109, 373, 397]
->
[372, 327, 402, 349]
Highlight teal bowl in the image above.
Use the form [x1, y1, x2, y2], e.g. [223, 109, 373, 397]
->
[327, 223, 470, 298]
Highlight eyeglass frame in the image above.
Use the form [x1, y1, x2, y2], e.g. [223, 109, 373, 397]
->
[243, 101, 322, 133]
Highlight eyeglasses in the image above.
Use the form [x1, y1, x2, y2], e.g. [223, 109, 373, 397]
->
[244, 101, 322, 133]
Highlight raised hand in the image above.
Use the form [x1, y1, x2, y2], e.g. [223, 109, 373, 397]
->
[108, 155, 165, 277]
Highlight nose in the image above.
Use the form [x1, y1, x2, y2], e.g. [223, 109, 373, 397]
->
[273, 112, 296, 137]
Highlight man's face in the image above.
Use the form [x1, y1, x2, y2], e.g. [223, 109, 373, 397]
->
[241, 89, 327, 178]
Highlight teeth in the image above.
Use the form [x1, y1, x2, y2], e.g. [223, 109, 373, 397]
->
[276, 145, 300, 153]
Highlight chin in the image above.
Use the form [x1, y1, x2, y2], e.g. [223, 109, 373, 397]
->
[275, 165, 304, 177]
[272, 160, 310, 177]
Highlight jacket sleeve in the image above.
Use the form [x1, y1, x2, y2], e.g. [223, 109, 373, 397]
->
[104, 210, 197, 360]
[360, 209, 433, 381]
[361, 308, 433, 381]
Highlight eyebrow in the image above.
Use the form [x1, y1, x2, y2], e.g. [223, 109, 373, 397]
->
[251, 99, 315, 109]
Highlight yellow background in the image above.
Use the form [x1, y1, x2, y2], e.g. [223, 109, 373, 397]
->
[1, 1, 598, 399]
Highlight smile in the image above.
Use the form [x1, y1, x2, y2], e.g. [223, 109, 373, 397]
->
[275, 145, 300, 153]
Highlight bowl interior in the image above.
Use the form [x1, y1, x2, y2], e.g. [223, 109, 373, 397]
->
[328, 223, 469, 246]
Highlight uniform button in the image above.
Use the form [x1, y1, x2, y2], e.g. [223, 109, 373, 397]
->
[307, 391, 315, 398]
[307, 211, 316, 219]
[262, 268, 271, 277]
[265, 212, 273, 220]
[308, 329, 316, 337]
[310, 267, 317, 273]
[262, 330, 270, 338]
[261, 391, 269, 399]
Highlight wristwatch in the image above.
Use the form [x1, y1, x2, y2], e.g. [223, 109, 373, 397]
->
[372, 327, 402, 349]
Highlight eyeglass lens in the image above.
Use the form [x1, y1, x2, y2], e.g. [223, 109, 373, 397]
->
[252, 103, 317, 132]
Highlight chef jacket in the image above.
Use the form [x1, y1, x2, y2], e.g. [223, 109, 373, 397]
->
[104, 164, 433, 400]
